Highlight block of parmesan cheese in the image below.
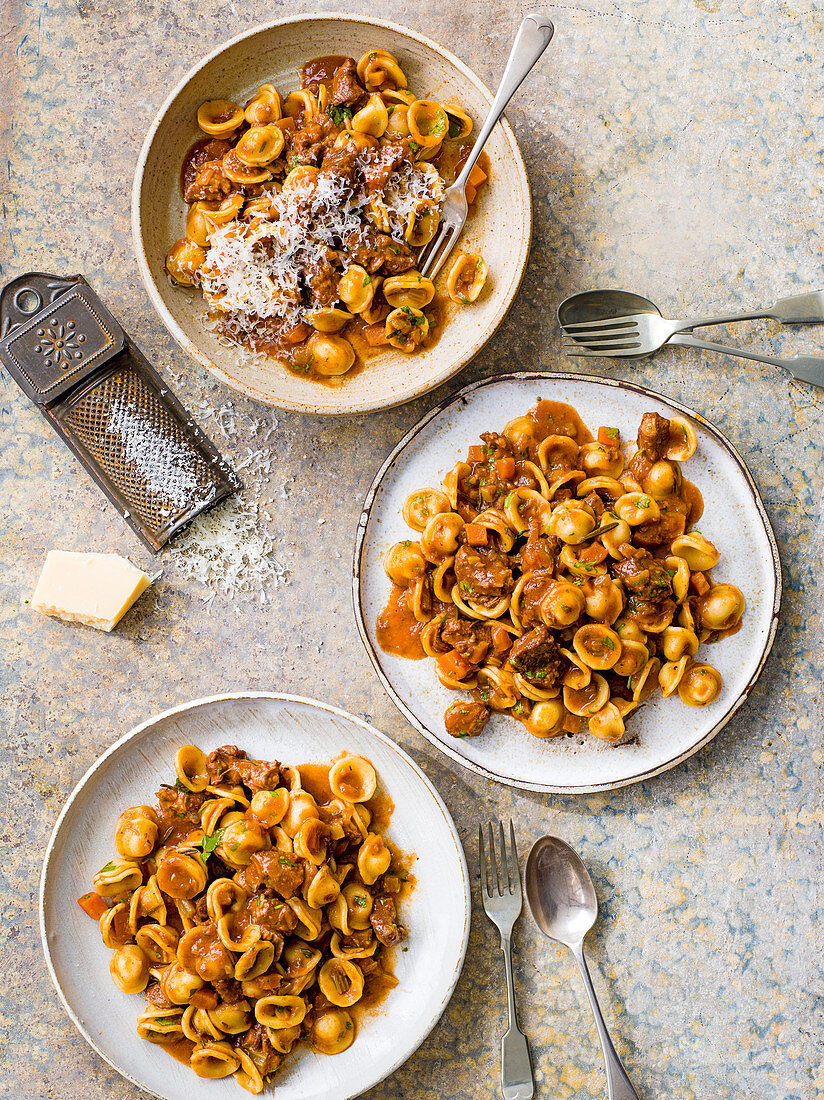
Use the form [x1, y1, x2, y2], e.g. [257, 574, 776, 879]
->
[31, 550, 153, 632]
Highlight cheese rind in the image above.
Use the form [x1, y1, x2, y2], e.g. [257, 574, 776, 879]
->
[31, 551, 153, 632]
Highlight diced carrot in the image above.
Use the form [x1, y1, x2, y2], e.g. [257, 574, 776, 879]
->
[579, 542, 608, 564]
[495, 455, 516, 480]
[598, 426, 621, 446]
[465, 523, 488, 547]
[467, 444, 485, 463]
[78, 891, 107, 920]
[465, 164, 488, 204]
[690, 571, 710, 595]
[490, 623, 513, 657]
[437, 650, 473, 681]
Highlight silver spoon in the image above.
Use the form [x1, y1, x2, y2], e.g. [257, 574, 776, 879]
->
[557, 288, 824, 387]
[526, 836, 641, 1100]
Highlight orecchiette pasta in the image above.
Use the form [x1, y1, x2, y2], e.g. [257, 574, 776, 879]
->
[80, 745, 410, 1092]
[377, 402, 743, 749]
[167, 50, 490, 381]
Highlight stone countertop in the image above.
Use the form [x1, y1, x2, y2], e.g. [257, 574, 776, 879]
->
[1, 0, 822, 1097]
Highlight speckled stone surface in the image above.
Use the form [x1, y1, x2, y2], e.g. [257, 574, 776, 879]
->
[1, 1, 823, 1097]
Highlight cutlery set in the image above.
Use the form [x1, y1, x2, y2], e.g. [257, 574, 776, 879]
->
[480, 825, 639, 1100]
[559, 288, 824, 388]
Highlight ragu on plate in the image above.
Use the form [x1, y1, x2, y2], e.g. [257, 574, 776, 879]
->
[166, 49, 491, 384]
[78, 743, 413, 1093]
[378, 398, 746, 747]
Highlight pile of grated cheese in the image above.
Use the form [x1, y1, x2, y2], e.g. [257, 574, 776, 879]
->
[169, 402, 288, 607]
[199, 158, 443, 331]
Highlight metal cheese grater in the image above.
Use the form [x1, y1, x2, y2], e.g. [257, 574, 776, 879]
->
[0, 272, 241, 552]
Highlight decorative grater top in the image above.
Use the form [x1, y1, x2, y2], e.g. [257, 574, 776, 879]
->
[0, 272, 241, 552]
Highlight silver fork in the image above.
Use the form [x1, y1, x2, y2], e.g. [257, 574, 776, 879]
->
[479, 821, 534, 1100]
[418, 14, 554, 280]
[561, 318, 824, 387]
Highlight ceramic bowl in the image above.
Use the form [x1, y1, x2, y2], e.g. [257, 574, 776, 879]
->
[132, 14, 531, 414]
[353, 373, 782, 793]
[41, 693, 470, 1100]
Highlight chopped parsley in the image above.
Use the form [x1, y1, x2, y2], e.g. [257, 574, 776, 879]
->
[328, 105, 353, 127]
[409, 140, 421, 153]
[201, 830, 224, 859]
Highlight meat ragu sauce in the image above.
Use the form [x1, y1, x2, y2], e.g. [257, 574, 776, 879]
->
[168, 51, 490, 384]
[82, 744, 414, 1092]
[377, 400, 746, 747]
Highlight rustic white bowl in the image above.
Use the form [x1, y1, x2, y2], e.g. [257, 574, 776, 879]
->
[40, 693, 470, 1100]
[132, 14, 531, 414]
[353, 373, 782, 793]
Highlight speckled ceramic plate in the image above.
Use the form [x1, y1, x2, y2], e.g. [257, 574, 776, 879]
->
[353, 373, 782, 793]
[40, 693, 470, 1100]
[132, 14, 531, 414]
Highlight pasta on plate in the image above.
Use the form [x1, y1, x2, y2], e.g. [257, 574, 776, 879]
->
[78, 745, 410, 1094]
[377, 400, 746, 746]
[165, 50, 490, 382]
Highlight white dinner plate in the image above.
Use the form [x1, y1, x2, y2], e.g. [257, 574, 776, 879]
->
[40, 693, 470, 1100]
[353, 373, 781, 793]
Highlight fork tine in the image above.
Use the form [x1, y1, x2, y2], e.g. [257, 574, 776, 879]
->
[418, 223, 457, 279]
[499, 820, 511, 893]
[562, 326, 641, 341]
[509, 820, 519, 895]
[488, 822, 501, 895]
[558, 338, 642, 352]
[562, 335, 641, 348]
[561, 314, 641, 331]
[563, 347, 619, 358]
[479, 823, 489, 897]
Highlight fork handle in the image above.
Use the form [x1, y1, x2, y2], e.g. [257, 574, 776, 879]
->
[671, 332, 824, 386]
[454, 14, 554, 194]
[500, 933, 534, 1100]
[673, 289, 824, 330]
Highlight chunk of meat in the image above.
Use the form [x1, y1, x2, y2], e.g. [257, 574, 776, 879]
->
[212, 977, 243, 1003]
[330, 58, 365, 106]
[181, 138, 232, 202]
[184, 160, 233, 203]
[507, 625, 562, 687]
[239, 1023, 282, 1077]
[440, 610, 490, 665]
[247, 851, 304, 899]
[287, 121, 330, 166]
[444, 700, 489, 738]
[342, 226, 415, 274]
[370, 894, 404, 947]
[637, 412, 671, 461]
[519, 534, 557, 573]
[611, 551, 673, 600]
[155, 785, 205, 831]
[454, 544, 513, 604]
[358, 140, 409, 192]
[206, 744, 248, 784]
[303, 248, 339, 308]
[205, 744, 281, 792]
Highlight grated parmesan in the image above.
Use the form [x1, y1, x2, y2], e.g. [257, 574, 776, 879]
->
[199, 160, 443, 340]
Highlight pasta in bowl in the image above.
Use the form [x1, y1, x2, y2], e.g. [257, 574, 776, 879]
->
[79, 743, 412, 1094]
[167, 53, 490, 382]
[133, 15, 531, 413]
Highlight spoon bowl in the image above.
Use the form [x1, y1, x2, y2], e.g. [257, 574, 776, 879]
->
[525, 834, 598, 947]
[557, 289, 662, 330]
